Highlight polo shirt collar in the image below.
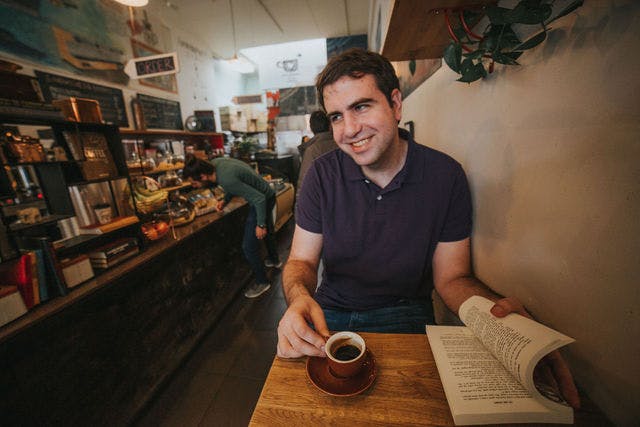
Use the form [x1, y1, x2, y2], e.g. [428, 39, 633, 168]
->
[342, 128, 424, 184]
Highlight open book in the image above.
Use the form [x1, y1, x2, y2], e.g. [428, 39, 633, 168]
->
[426, 296, 574, 425]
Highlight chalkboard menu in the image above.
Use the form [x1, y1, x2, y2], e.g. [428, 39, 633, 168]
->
[137, 93, 183, 130]
[35, 71, 128, 127]
[279, 86, 319, 117]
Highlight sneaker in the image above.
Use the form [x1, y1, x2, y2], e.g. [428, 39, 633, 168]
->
[264, 259, 283, 268]
[244, 283, 271, 298]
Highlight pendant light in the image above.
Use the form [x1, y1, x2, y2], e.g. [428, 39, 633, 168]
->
[113, 0, 148, 7]
[226, 0, 256, 74]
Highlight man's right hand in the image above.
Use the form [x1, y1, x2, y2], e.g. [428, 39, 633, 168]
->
[277, 294, 330, 358]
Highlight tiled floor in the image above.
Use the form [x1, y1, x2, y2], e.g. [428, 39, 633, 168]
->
[134, 221, 293, 427]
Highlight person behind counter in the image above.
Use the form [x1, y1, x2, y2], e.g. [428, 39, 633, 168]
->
[183, 156, 282, 299]
[296, 110, 337, 190]
[275, 48, 580, 409]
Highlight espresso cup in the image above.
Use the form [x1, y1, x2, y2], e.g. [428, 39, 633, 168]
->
[325, 332, 366, 378]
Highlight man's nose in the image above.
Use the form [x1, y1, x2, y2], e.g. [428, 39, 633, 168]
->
[343, 113, 362, 139]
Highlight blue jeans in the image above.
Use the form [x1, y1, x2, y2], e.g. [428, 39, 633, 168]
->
[322, 299, 434, 334]
[242, 196, 279, 284]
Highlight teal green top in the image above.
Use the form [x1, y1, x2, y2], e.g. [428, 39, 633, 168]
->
[212, 157, 275, 226]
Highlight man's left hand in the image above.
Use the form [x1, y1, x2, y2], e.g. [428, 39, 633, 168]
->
[490, 297, 581, 409]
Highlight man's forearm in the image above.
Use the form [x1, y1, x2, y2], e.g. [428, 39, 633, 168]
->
[436, 275, 502, 315]
[282, 259, 318, 305]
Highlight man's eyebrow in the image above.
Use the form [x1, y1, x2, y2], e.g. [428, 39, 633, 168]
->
[326, 97, 376, 117]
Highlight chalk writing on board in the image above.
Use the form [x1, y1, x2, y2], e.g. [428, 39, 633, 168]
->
[137, 93, 183, 130]
[35, 71, 128, 127]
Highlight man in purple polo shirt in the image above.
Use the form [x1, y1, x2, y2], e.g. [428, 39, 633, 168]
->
[276, 49, 579, 408]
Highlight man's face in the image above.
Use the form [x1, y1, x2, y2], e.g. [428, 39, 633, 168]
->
[323, 74, 402, 169]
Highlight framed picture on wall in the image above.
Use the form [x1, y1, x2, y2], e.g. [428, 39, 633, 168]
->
[130, 39, 178, 93]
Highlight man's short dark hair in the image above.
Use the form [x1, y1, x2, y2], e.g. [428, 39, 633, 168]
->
[316, 48, 400, 110]
[182, 155, 215, 181]
[309, 110, 330, 134]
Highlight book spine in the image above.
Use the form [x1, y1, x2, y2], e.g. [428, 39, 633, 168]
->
[15, 253, 35, 309]
[33, 249, 49, 302]
[40, 239, 68, 296]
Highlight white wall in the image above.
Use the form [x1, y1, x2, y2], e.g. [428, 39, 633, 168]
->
[401, 2, 639, 425]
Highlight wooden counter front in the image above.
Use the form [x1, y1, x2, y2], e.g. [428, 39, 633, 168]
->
[0, 198, 252, 426]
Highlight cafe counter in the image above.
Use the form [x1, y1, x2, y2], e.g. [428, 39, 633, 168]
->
[0, 198, 252, 426]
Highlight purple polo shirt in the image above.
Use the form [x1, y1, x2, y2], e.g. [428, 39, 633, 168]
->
[296, 129, 472, 311]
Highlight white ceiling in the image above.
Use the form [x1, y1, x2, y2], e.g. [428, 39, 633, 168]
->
[155, 0, 371, 59]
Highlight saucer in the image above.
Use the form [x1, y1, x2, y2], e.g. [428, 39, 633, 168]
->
[306, 349, 376, 397]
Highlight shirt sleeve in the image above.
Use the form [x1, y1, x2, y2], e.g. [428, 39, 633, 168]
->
[226, 180, 268, 225]
[295, 162, 323, 234]
[439, 165, 473, 242]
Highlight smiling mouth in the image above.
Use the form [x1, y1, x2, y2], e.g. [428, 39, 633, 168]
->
[352, 138, 369, 148]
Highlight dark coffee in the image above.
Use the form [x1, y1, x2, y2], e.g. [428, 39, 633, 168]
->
[333, 344, 361, 361]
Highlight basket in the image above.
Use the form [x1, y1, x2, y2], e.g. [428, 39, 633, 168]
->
[129, 176, 169, 215]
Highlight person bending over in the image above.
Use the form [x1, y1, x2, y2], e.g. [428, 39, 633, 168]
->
[183, 156, 281, 298]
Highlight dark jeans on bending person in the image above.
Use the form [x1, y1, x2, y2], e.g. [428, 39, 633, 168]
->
[242, 195, 279, 284]
[322, 298, 435, 334]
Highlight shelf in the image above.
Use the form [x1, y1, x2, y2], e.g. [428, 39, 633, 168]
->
[52, 220, 141, 258]
[128, 165, 184, 176]
[381, 0, 495, 61]
[66, 175, 130, 186]
[120, 129, 223, 139]
[1, 160, 76, 167]
[162, 183, 191, 192]
[8, 214, 71, 232]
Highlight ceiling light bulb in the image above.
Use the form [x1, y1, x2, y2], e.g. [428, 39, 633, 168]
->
[113, 0, 148, 7]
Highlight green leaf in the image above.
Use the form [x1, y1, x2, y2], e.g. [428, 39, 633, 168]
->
[479, 32, 498, 52]
[546, 0, 584, 25]
[504, 51, 523, 61]
[460, 57, 475, 74]
[409, 59, 416, 76]
[453, 26, 468, 43]
[457, 62, 487, 83]
[486, 6, 509, 25]
[485, 25, 521, 50]
[443, 42, 462, 74]
[513, 30, 547, 51]
[492, 51, 520, 65]
[462, 49, 485, 61]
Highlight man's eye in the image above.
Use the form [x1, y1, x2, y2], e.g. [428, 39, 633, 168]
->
[355, 104, 368, 112]
[329, 114, 342, 123]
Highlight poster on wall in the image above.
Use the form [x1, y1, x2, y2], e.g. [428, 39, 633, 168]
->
[35, 71, 129, 127]
[131, 39, 178, 93]
[0, 1, 130, 85]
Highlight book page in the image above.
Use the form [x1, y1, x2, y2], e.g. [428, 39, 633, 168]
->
[427, 326, 572, 425]
[458, 296, 574, 405]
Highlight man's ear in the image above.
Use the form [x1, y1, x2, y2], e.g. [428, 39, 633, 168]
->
[391, 88, 402, 122]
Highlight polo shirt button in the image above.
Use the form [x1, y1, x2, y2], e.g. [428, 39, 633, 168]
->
[364, 179, 370, 184]
[376, 195, 382, 201]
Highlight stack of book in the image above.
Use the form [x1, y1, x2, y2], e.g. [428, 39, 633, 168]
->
[88, 237, 139, 270]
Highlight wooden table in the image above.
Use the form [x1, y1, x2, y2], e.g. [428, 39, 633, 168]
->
[249, 333, 611, 426]
[250, 333, 451, 426]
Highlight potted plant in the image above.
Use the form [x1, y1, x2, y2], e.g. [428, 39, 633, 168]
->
[235, 136, 259, 160]
[443, 0, 584, 83]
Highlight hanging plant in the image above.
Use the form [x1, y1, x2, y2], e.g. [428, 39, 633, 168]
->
[443, 0, 584, 83]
